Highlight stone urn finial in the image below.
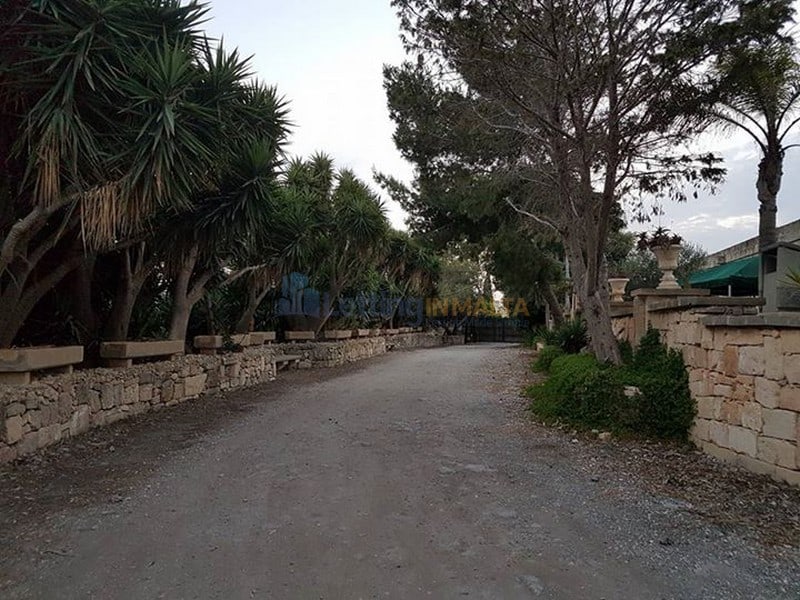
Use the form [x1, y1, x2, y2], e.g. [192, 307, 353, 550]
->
[638, 228, 682, 291]
[652, 244, 682, 289]
[608, 277, 630, 303]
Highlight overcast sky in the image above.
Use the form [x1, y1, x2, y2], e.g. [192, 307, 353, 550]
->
[206, 0, 800, 254]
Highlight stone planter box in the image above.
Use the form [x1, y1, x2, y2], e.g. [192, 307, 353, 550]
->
[284, 331, 315, 342]
[398, 327, 412, 334]
[100, 340, 184, 368]
[0, 346, 84, 384]
[322, 330, 352, 340]
[386, 329, 400, 335]
[354, 329, 371, 337]
[370, 328, 382, 337]
[250, 331, 277, 344]
[193, 334, 251, 355]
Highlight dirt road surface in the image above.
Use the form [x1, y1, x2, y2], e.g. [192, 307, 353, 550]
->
[1, 344, 798, 599]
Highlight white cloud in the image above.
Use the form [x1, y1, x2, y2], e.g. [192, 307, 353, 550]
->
[717, 214, 759, 229]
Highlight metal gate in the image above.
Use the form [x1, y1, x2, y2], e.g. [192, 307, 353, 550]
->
[465, 317, 531, 343]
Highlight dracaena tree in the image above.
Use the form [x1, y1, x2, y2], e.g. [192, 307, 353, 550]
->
[279, 156, 391, 332]
[0, 0, 291, 347]
[381, 230, 439, 326]
[0, 0, 214, 346]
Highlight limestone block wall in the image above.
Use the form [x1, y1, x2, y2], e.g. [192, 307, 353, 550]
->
[0, 332, 446, 464]
[612, 299, 800, 486]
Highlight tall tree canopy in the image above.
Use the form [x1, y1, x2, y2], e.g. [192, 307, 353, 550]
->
[389, 0, 788, 362]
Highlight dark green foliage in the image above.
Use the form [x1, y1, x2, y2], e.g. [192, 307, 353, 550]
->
[527, 355, 625, 430]
[555, 319, 588, 354]
[618, 339, 634, 364]
[532, 345, 563, 373]
[624, 327, 697, 440]
[527, 328, 696, 440]
[533, 319, 587, 354]
[531, 326, 558, 348]
[631, 327, 665, 371]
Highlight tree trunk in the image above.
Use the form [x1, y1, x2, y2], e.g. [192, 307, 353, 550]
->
[169, 298, 192, 342]
[565, 233, 621, 364]
[169, 255, 195, 342]
[315, 283, 342, 334]
[543, 283, 565, 328]
[105, 274, 147, 341]
[234, 281, 263, 334]
[68, 257, 101, 344]
[757, 144, 783, 252]
[168, 246, 213, 342]
[104, 246, 152, 341]
[0, 252, 85, 347]
[0, 287, 31, 347]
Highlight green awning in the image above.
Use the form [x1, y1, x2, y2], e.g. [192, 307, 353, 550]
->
[688, 255, 760, 289]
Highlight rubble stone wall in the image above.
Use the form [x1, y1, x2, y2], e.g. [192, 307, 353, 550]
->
[0, 332, 446, 463]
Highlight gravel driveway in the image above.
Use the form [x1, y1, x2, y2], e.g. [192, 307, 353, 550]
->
[1, 344, 798, 599]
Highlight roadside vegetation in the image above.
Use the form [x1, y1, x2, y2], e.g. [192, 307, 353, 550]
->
[527, 327, 696, 441]
[0, 1, 439, 354]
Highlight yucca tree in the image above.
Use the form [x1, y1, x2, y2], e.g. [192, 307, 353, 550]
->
[162, 39, 289, 342]
[0, 0, 225, 346]
[382, 231, 439, 326]
[316, 169, 390, 331]
[0, 0, 291, 345]
[280, 157, 391, 332]
[165, 135, 287, 341]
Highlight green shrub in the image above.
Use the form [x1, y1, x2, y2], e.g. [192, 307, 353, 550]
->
[631, 327, 665, 370]
[530, 325, 559, 347]
[618, 339, 634, 364]
[573, 369, 627, 429]
[554, 319, 588, 354]
[527, 354, 615, 424]
[530, 319, 588, 354]
[527, 328, 696, 440]
[532, 345, 564, 373]
[630, 345, 695, 439]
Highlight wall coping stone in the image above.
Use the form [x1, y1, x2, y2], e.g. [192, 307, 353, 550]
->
[284, 331, 315, 341]
[631, 288, 711, 298]
[194, 334, 251, 350]
[647, 296, 765, 313]
[249, 331, 276, 344]
[610, 302, 634, 317]
[322, 330, 353, 340]
[0, 346, 84, 373]
[701, 312, 800, 328]
[100, 340, 185, 359]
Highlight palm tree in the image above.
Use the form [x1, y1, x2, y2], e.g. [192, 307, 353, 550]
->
[712, 38, 800, 251]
